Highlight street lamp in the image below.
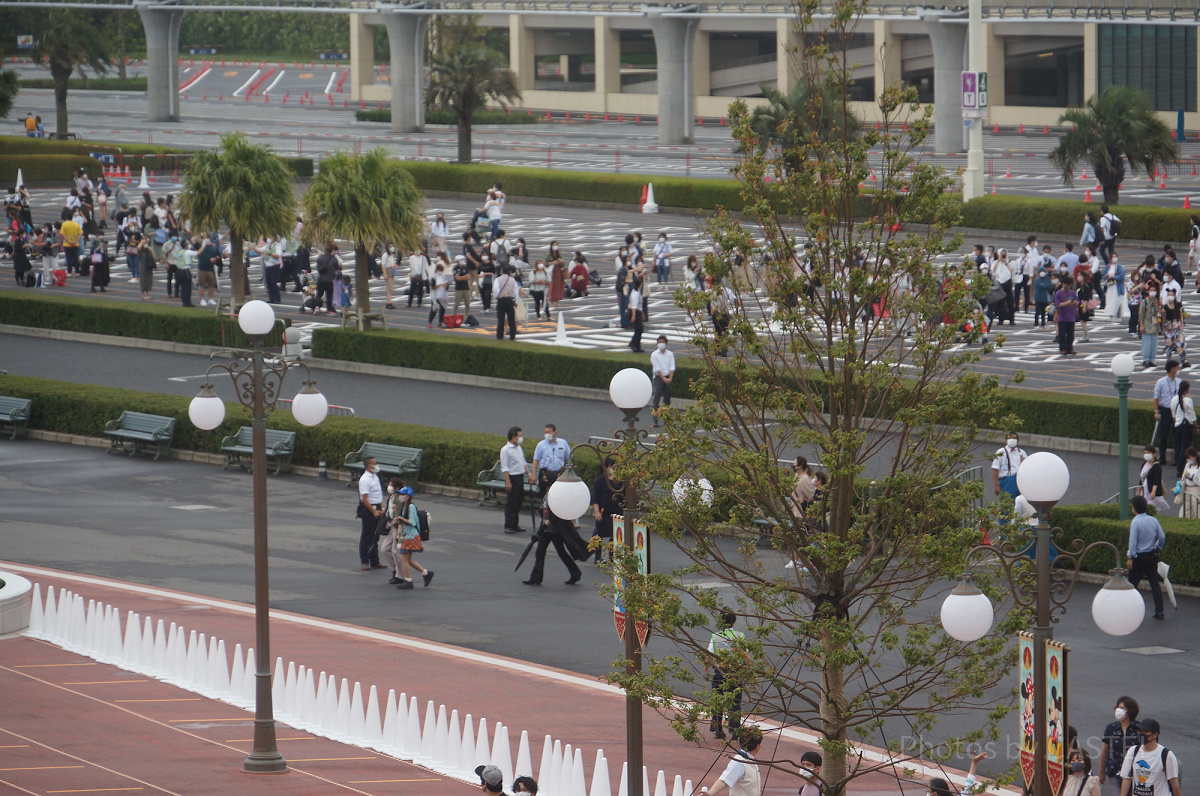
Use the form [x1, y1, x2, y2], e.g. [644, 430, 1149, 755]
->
[189, 300, 329, 774]
[940, 452, 1143, 796]
[548, 366, 654, 796]
[1111, 353, 1136, 520]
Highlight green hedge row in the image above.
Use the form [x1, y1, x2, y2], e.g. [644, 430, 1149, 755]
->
[1050, 503, 1200, 586]
[0, 374, 595, 489]
[0, 292, 289, 349]
[311, 326, 1157, 446]
[0, 153, 312, 181]
[355, 109, 540, 126]
[959, 195, 1196, 244]
[18, 77, 149, 91]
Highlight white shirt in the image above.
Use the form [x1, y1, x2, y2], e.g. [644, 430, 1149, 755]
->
[1171, 395, 1196, 426]
[358, 469, 383, 505]
[485, 196, 503, 220]
[992, 446, 1027, 477]
[650, 348, 676, 378]
[653, 241, 672, 259]
[432, 272, 449, 301]
[717, 750, 761, 796]
[431, 219, 448, 238]
[993, 260, 1013, 284]
[500, 441, 527, 476]
[1120, 744, 1179, 796]
[495, 273, 519, 299]
[628, 288, 643, 315]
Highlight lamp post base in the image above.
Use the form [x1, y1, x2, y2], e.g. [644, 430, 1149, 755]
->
[243, 751, 288, 774]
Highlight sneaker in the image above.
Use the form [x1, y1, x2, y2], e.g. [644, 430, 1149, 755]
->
[396, 580, 414, 590]
[128, 278, 139, 283]
[387, 576, 402, 584]
[422, 571, 434, 587]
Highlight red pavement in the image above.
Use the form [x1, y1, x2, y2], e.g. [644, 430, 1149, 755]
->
[0, 562, 955, 795]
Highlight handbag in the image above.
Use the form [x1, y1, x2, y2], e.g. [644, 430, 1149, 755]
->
[515, 297, 529, 326]
[400, 536, 423, 551]
[1087, 298, 1100, 310]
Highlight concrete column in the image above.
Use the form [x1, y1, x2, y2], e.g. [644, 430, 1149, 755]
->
[381, 13, 427, 133]
[647, 10, 700, 144]
[1083, 22, 1098, 101]
[693, 30, 710, 98]
[924, 17, 967, 154]
[349, 13, 375, 102]
[777, 17, 803, 95]
[594, 16, 621, 97]
[873, 19, 900, 97]
[985, 23, 1005, 107]
[510, 15, 537, 92]
[137, 3, 183, 123]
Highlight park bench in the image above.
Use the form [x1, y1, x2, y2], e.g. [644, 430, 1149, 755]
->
[103, 411, 176, 460]
[343, 442, 424, 487]
[476, 460, 541, 506]
[0, 396, 32, 441]
[220, 426, 298, 476]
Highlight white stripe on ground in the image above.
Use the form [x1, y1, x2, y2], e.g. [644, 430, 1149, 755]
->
[232, 69, 260, 98]
[177, 67, 210, 93]
[323, 71, 337, 96]
[263, 70, 286, 96]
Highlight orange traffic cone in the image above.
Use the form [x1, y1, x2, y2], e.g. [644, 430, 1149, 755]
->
[545, 109, 551, 120]
[991, 183, 997, 195]
[565, 111, 571, 120]
[1043, 124, 1049, 135]
[993, 123, 999, 133]
[1005, 166, 1012, 178]
[720, 117, 726, 126]
[1160, 177, 1168, 189]
[636, 114, 641, 123]
[639, 184, 648, 207]
[1184, 196, 1192, 209]
[1085, 189, 1092, 202]
[1018, 123, 1024, 134]
[1193, 164, 1198, 177]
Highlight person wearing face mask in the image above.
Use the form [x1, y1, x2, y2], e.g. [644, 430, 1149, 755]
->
[797, 750, 823, 796]
[992, 433, 1027, 499]
[1160, 289, 1188, 370]
[1033, 267, 1054, 328]
[1054, 275, 1079, 356]
[1127, 494, 1167, 619]
[1169, 381, 1196, 480]
[500, 427, 530, 535]
[391, 485, 433, 590]
[1101, 696, 1141, 794]
[355, 456, 386, 571]
[478, 251, 495, 311]
[1064, 748, 1101, 796]
[628, 276, 646, 353]
[650, 335, 675, 427]
[1118, 719, 1181, 796]
[588, 457, 622, 564]
[1178, 446, 1200, 518]
[532, 424, 571, 496]
[1076, 271, 1096, 343]
[547, 241, 566, 312]
[527, 260, 548, 319]
[1138, 284, 1162, 369]
[429, 212, 448, 255]
[1152, 360, 1181, 465]
[653, 232, 672, 285]
[1138, 445, 1168, 513]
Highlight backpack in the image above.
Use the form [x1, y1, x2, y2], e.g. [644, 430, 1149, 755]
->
[417, 509, 430, 542]
[153, 226, 168, 244]
[494, 242, 510, 268]
[1108, 214, 1122, 237]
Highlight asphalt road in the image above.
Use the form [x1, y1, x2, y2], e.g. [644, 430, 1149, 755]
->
[1, 435, 1196, 781]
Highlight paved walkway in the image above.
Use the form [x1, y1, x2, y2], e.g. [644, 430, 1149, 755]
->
[0, 563, 965, 796]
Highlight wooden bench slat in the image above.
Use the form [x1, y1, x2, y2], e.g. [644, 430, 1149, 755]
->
[343, 442, 424, 488]
[219, 426, 298, 476]
[0, 396, 32, 440]
[103, 411, 175, 460]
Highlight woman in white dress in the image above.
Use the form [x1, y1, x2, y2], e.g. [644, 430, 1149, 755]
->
[1104, 257, 1126, 321]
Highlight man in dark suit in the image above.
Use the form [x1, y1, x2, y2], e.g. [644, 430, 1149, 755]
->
[523, 502, 583, 586]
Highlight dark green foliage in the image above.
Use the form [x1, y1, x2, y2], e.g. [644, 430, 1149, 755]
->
[0, 292, 288, 349]
[1000, 387, 1155, 447]
[354, 108, 539, 125]
[177, 11, 390, 62]
[959, 195, 1195, 243]
[1050, 503, 1200, 585]
[18, 77, 147, 91]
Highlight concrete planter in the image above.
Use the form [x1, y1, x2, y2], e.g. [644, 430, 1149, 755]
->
[0, 572, 33, 635]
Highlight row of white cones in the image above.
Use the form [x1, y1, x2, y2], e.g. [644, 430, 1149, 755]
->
[24, 583, 698, 796]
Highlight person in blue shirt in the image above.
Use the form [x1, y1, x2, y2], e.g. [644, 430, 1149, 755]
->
[532, 423, 571, 496]
[1126, 495, 1167, 619]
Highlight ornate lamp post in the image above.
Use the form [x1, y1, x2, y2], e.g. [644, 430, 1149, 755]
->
[547, 367, 654, 796]
[940, 452, 1145, 796]
[1111, 353, 1136, 520]
[188, 300, 329, 774]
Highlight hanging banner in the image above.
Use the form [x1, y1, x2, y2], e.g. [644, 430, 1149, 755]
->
[613, 515, 627, 640]
[612, 516, 650, 647]
[1018, 632, 1036, 791]
[1045, 640, 1069, 795]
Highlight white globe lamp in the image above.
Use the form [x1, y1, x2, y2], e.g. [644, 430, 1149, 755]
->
[1110, 353, 1136, 379]
[290, 382, 329, 427]
[1015, 451, 1070, 504]
[188, 384, 226, 430]
[1091, 574, 1146, 636]
[940, 578, 995, 642]
[547, 467, 593, 520]
[237, 300, 276, 337]
[609, 368, 653, 412]
[672, 477, 714, 506]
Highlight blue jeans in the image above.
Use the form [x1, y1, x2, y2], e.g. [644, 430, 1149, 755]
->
[1099, 238, 1115, 264]
[490, 218, 500, 240]
[655, 257, 669, 283]
[126, 252, 140, 279]
[1141, 332, 1158, 364]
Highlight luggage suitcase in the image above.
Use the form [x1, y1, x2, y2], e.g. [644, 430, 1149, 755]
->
[53, 269, 67, 287]
[23, 272, 36, 287]
[443, 314, 464, 329]
[79, 260, 90, 277]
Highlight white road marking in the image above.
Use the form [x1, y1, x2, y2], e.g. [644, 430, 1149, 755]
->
[263, 69, 286, 96]
[166, 374, 210, 383]
[323, 71, 337, 95]
[232, 69, 261, 98]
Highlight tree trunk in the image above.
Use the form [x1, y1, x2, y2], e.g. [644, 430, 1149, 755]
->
[118, 16, 127, 81]
[820, 642, 850, 796]
[51, 67, 70, 138]
[457, 112, 473, 164]
[354, 242, 372, 330]
[230, 235, 246, 311]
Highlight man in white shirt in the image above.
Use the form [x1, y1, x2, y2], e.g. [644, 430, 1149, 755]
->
[533, 423, 571, 495]
[1100, 204, 1120, 264]
[1059, 243, 1080, 274]
[991, 433, 1028, 499]
[501, 427, 529, 534]
[1119, 718, 1181, 796]
[494, 265, 521, 340]
[484, 189, 503, 241]
[650, 335, 676, 427]
[628, 279, 646, 353]
[701, 726, 763, 796]
[653, 233, 673, 285]
[356, 457, 385, 571]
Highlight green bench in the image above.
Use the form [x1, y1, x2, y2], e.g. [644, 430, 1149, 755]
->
[344, 442, 424, 487]
[104, 411, 176, 460]
[0, 396, 32, 441]
[220, 426, 298, 476]
[476, 460, 541, 506]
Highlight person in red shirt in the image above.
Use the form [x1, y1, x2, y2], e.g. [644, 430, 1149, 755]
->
[569, 251, 590, 298]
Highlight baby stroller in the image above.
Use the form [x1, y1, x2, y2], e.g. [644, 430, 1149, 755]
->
[298, 282, 318, 313]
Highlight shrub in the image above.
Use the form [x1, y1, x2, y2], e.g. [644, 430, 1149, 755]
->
[0, 291, 288, 349]
[355, 108, 539, 125]
[0, 138, 179, 157]
[0, 374, 579, 488]
[17, 77, 149, 91]
[0, 138, 310, 180]
[1050, 503, 1200, 586]
[958, 195, 1195, 243]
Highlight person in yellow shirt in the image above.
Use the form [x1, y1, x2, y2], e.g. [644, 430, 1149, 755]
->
[24, 113, 37, 137]
[59, 219, 82, 275]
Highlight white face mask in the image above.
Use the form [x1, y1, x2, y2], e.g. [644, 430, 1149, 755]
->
[1115, 707, 1127, 721]
[516, 436, 524, 446]
[1150, 291, 1158, 298]
[1145, 453, 1156, 462]
[1007, 439, 1018, 449]
[657, 343, 667, 352]
[544, 433, 554, 442]
[386, 485, 395, 494]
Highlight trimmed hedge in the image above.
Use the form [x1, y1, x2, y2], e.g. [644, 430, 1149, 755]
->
[0, 291, 288, 349]
[0, 138, 180, 157]
[312, 326, 705, 398]
[18, 77, 148, 91]
[1003, 388, 1155, 452]
[355, 109, 540, 125]
[0, 374, 592, 488]
[1050, 503, 1200, 586]
[0, 138, 312, 180]
[959, 195, 1196, 243]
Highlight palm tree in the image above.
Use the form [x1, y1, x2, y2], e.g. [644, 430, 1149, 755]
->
[32, 10, 110, 138]
[0, 69, 18, 120]
[299, 148, 423, 329]
[1050, 85, 1179, 205]
[425, 19, 519, 163]
[177, 132, 296, 311]
[746, 79, 862, 175]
